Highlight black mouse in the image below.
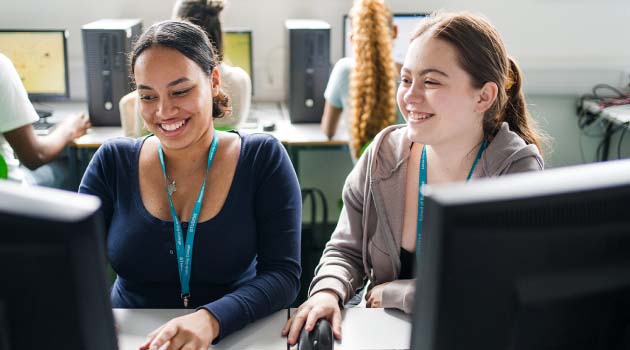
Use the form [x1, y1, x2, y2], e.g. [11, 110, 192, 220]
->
[298, 318, 333, 350]
[262, 121, 276, 132]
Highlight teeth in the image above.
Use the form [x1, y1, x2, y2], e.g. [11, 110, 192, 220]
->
[161, 119, 186, 131]
[408, 111, 433, 121]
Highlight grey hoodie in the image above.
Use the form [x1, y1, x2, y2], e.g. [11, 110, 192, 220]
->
[309, 122, 544, 313]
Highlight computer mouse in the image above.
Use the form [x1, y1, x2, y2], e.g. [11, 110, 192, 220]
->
[298, 318, 333, 350]
[262, 121, 276, 132]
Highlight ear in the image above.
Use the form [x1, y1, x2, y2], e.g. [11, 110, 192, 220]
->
[475, 81, 498, 114]
[392, 24, 398, 40]
[210, 68, 221, 97]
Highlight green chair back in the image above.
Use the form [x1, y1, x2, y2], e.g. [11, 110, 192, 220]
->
[0, 154, 8, 179]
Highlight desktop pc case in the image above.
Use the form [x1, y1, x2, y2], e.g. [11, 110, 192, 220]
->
[82, 19, 142, 126]
[285, 20, 330, 123]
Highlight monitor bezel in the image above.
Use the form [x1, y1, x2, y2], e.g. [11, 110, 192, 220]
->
[223, 28, 254, 96]
[0, 29, 71, 101]
[342, 12, 428, 58]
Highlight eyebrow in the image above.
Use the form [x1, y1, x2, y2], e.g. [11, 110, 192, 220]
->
[401, 67, 449, 78]
[136, 77, 191, 91]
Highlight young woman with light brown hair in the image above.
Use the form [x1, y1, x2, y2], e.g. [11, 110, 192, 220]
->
[284, 11, 545, 345]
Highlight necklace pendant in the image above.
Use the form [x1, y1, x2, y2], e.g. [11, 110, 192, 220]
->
[167, 181, 176, 196]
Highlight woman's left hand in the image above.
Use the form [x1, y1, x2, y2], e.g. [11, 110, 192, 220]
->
[139, 309, 219, 350]
[365, 282, 390, 308]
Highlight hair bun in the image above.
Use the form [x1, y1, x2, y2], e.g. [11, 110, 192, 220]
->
[205, 0, 224, 12]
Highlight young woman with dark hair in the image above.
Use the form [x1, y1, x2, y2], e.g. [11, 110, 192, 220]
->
[80, 20, 300, 349]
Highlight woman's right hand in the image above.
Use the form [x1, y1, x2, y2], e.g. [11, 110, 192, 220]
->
[281, 290, 343, 345]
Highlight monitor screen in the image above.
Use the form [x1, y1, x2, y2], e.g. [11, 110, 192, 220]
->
[0, 30, 70, 101]
[223, 28, 253, 94]
[343, 13, 427, 64]
[0, 181, 117, 350]
[411, 160, 630, 350]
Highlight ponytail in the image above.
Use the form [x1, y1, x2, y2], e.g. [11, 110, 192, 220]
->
[495, 57, 544, 154]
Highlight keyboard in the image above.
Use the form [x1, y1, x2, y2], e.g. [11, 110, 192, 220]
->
[33, 120, 55, 131]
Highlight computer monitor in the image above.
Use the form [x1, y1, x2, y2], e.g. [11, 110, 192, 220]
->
[0, 29, 70, 101]
[343, 13, 427, 64]
[223, 28, 253, 94]
[0, 181, 117, 350]
[411, 160, 630, 350]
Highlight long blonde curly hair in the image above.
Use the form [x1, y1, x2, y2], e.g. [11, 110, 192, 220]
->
[349, 0, 397, 158]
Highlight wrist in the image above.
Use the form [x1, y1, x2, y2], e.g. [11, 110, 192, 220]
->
[316, 289, 341, 303]
[198, 308, 220, 341]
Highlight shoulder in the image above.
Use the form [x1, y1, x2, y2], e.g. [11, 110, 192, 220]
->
[331, 57, 354, 77]
[355, 124, 410, 180]
[481, 122, 544, 176]
[94, 137, 144, 165]
[240, 131, 283, 156]
[219, 63, 251, 83]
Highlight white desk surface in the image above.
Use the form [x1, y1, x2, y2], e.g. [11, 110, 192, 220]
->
[288, 308, 412, 350]
[113, 308, 411, 350]
[113, 308, 289, 350]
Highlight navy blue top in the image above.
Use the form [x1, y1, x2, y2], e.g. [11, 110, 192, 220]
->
[79, 131, 301, 342]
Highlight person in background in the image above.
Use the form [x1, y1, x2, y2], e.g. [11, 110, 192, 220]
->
[120, 0, 251, 137]
[320, 0, 400, 161]
[283, 11, 546, 345]
[0, 53, 90, 187]
[80, 20, 300, 349]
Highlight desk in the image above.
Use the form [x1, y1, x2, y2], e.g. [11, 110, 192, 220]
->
[580, 99, 630, 161]
[114, 308, 412, 350]
[288, 308, 412, 350]
[114, 309, 289, 350]
[56, 101, 349, 187]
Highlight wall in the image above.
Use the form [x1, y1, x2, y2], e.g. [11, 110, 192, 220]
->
[1, 0, 629, 100]
[1, 0, 629, 221]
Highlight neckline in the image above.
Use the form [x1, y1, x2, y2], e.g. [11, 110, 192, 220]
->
[133, 130, 243, 225]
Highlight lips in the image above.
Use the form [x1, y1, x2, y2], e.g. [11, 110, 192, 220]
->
[407, 111, 434, 121]
[159, 118, 188, 132]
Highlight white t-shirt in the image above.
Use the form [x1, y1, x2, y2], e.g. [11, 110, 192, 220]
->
[0, 54, 39, 183]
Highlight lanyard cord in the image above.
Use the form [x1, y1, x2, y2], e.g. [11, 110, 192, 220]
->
[416, 139, 488, 257]
[157, 132, 220, 307]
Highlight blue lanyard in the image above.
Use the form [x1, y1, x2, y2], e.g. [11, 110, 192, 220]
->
[416, 139, 487, 257]
[157, 132, 219, 308]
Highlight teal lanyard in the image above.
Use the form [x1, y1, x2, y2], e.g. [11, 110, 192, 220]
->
[157, 132, 219, 308]
[416, 139, 487, 257]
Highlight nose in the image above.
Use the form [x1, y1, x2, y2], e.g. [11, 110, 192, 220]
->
[402, 82, 424, 105]
[156, 97, 178, 118]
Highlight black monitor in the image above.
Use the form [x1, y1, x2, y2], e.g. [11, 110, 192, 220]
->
[343, 13, 427, 64]
[0, 181, 117, 350]
[412, 159, 630, 350]
[0, 29, 70, 101]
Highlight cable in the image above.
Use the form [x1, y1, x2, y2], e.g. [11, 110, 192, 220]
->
[617, 122, 630, 159]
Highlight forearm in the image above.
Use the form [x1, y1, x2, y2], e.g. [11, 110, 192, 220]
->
[203, 267, 300, 342]
[4, 124, 72, 170]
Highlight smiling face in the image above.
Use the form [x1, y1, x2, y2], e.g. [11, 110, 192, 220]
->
[397, 35, 486, 147]
[134, 45, 219, 150]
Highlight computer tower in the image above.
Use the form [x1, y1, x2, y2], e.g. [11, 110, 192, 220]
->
[285, 20, 330, 123]
[82, 19, 142, 126]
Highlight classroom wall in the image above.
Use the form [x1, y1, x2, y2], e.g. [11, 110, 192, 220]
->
[1, 0, 629, 222]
